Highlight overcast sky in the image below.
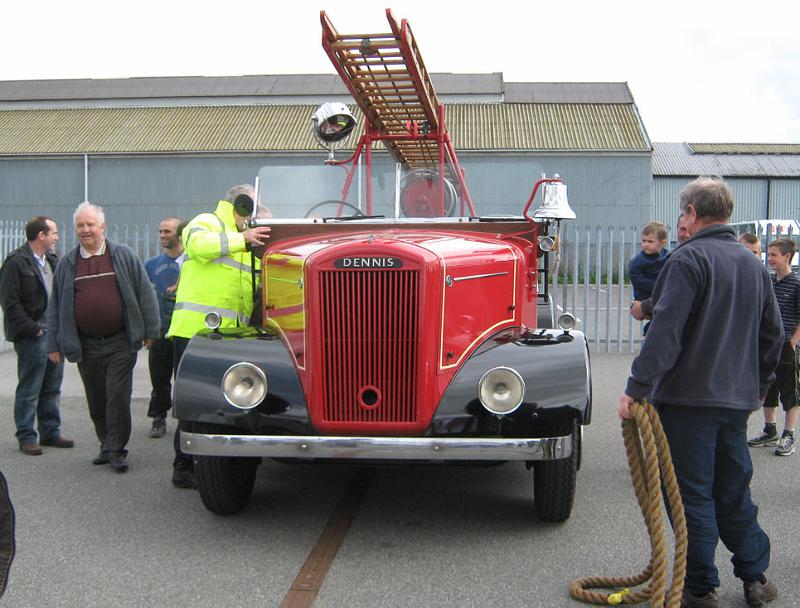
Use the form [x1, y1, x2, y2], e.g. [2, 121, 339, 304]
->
[3, 0, 798, 143]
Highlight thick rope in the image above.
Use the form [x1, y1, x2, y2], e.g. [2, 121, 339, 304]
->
[569, 400, 688, 606]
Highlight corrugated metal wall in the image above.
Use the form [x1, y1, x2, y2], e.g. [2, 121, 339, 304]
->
[651, 177, 685, 226]
[0, 157, 84, 221]
[0, 154, 287, 228]
[770, 179, 800, 218]
[0, 153, 652, 229]
[653, 176, 800, 223]
[459, 154, 651, 228]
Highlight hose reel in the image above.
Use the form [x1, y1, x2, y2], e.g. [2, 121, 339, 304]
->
[399, 169, 459, 217]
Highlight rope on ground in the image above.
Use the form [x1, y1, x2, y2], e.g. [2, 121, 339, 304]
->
[569, 400, 687, 607]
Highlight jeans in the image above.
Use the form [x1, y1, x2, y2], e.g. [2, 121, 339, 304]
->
[13, 334, 64, 446]
[658, 404, 771, 594]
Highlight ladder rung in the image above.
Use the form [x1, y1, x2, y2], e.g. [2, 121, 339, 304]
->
[331, 40, 400, 52]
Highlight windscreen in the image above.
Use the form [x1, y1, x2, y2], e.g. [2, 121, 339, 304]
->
[256, 157, 472, 221]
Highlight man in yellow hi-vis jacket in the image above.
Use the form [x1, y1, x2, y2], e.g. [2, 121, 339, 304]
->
[167, 184, 271, 488]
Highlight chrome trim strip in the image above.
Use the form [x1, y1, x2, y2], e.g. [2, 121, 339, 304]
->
[180, 432, 572, 461]
[452, 271, 509, 282]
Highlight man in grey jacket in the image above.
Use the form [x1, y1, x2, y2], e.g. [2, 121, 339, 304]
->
[47, 201, 160, 473]
[618, 177, 782, 608]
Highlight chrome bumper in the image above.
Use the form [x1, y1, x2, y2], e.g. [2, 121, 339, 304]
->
[180, 432, 572, 461]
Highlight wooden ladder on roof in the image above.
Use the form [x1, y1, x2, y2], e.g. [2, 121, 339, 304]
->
[320, 9, 445, 170]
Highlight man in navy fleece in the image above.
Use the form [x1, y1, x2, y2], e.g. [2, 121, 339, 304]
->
[618, 177, 782, 607]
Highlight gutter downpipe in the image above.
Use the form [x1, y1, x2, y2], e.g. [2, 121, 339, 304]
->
[765, 178, 771, 220]
[83, 154, 89, 201]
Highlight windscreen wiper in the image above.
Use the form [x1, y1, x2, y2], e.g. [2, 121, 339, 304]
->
[323, 215, 386, 222]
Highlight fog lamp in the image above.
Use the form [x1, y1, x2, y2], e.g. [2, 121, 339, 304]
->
[557, 313, 577, 331]
[222, 363, 267, 410]
[538, 235, 555, 252]
[478, 367, 525, 415]
[204, 311, 222, 331]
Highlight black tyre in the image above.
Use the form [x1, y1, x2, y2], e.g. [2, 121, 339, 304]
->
[193, 424, 259, 515]
[532, 422, 579, 522]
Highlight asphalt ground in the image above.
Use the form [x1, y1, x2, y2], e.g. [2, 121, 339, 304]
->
[0, 351, 798, 607]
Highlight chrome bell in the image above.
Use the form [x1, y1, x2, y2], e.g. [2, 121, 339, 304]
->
[532, 175, 576, 221]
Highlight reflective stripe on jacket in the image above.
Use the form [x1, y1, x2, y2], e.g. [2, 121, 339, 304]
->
[167, 200, 255, 339]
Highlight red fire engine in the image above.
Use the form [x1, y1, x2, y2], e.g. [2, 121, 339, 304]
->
[174, 10, 591, 521]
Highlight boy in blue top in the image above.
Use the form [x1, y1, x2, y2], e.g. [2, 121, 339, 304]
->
[629, 222, 668, 333]
[143, 218, 184, 438]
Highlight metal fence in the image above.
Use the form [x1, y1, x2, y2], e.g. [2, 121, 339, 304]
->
[548, 224, 643, 353]
[1, 220, 795, 354]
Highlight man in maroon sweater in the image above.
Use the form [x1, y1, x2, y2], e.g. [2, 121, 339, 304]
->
[47, 202, 160, 473]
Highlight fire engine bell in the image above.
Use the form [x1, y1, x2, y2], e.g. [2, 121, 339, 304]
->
[532, 176, 576, 221]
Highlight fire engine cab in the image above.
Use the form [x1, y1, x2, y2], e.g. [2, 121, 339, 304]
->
[174, 10, 592, 522]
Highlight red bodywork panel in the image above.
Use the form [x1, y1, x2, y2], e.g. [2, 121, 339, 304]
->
[263, 226, 538, 435]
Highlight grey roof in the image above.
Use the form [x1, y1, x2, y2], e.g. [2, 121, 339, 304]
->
[688, 143, 800, 155]
[0, 74, 637, 105]
[653, 142, 800, 177]
[0, 73, 505, 103]
[0, 75, 345, 101]
[505, 82, 634, 103]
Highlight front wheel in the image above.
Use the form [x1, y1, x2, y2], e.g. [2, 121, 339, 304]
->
[532, 421, 579, 522]
[193, 423, 259, 515]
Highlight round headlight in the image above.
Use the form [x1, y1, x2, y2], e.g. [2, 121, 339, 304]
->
[204, 311, 222, 330]
[478, 367, 525, 415]
[557, 313, 577, 331]
[221, 363, 267, 410]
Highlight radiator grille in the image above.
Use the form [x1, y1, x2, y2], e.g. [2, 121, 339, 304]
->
[319, 269, 419, 424]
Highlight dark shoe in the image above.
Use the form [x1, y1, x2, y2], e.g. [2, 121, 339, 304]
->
[149, 417, 167, 439]
[743, 578, 778, 607]
[92, 452, 110, 465]
[748, 429, 779, 447]
[680, 588, 719, 608]
[20, 442, 43, 456]
[172, 467, 197, 489]
[40, 436, 74, 448]
[110, 454, 128, 473]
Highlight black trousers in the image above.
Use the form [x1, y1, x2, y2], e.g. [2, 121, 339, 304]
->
[171, 337, 193, 471]
[77, 333, 136, 455]
[147, 336, 173, 419]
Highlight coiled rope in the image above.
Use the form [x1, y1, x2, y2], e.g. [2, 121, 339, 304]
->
[569, 400, 688, 607]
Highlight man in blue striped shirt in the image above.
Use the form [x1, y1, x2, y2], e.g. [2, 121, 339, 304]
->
[749, 237, 800, 456]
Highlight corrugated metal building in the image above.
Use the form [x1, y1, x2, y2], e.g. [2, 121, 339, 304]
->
[0, 74, 652, 229]
[652, 142, 800, 224]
